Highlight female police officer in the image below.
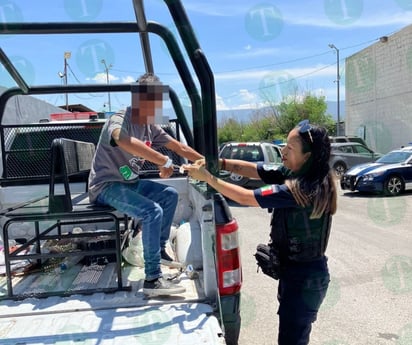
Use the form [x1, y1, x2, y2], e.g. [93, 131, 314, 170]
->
[183, 120, 337, 345]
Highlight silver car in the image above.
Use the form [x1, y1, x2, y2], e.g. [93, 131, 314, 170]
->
[219, 142, 282, 187]
[330, 142, 382, 177]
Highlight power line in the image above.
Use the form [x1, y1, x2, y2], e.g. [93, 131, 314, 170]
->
[214, 40, 376, 76]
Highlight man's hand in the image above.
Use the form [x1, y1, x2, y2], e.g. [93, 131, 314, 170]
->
[159, 166, 174, 178]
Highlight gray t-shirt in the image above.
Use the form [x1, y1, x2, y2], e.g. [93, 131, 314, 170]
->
[88, 108, 172, 202]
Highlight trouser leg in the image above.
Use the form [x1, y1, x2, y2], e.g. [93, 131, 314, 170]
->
[97, 181, 177, 280]
[277, 272, 330, 345]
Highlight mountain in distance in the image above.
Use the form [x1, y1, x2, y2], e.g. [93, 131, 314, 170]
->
[216, 101, 345, 123]
[165, 100, 345, 125]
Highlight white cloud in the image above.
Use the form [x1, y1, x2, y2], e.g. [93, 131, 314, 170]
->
[215, 94, 229, 111]
[186, 1, 412, 29]
[87, 72, 119, 84]
[87, 73, 137, 84]
[238, 89, 259, 103]
[215, 64, 335, 83]
[283, 6, 412, 29]
[184, 2, 250, 17]
[216, 89, 262, 111]
[224, 47, 282, 60]
[122, 76, 136, 83]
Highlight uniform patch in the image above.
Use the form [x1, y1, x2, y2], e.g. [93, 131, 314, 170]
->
[262, 163, 279, 171]
[260, 185, 278, 196]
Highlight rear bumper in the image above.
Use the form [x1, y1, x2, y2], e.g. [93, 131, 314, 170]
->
[219, 293, 241, 345]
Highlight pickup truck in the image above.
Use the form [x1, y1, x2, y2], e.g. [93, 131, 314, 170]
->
[0, 1, 242, 344]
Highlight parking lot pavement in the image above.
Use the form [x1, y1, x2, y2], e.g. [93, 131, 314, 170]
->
[232, 185, 412, 345]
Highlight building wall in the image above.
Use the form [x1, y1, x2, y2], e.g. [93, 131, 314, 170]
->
[345, 25, 412, 153]
[0, 86, 68, 124]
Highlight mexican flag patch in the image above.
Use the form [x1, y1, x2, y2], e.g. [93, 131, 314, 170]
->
[260, 185, 277, 196]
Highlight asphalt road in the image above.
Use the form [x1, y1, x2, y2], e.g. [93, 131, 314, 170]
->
[230, 182, 412, 345]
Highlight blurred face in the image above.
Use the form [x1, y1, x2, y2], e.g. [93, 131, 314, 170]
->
[131, 92, 163, 125]
[281, 128, 311, 172]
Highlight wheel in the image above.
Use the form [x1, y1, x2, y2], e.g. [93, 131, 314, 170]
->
[228, 172, 249, 186]
[333, 162, 346, 178]
[383, 175, 405, 196]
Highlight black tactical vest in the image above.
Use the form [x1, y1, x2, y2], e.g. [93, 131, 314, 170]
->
[270, 207, 331, 263]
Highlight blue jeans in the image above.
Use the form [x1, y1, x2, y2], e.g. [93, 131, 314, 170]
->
[96, 179, 178, 280]
[277, 257, 330, 345]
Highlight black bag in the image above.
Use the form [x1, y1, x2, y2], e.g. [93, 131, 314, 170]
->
[254, 243, 281, 280]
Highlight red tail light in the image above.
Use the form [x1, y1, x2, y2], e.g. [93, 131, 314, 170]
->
[216, 219, 242, 295]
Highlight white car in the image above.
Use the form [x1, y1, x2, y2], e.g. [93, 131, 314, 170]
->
[219, 141, 282, 187]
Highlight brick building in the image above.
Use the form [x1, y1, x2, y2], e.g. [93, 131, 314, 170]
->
[345, 25, 412, 153]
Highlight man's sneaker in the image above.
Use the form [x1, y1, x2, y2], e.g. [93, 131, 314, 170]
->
[160, 249, 183, 268]
[143, 277, 186, 296]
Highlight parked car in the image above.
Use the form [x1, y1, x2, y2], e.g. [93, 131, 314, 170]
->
[340, 146, 412, 196]
[330, 135, 367, 146]
[219, 142, 282, 187]
[330, 142, 382, 177]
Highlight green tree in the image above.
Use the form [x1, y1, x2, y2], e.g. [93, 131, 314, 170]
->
[218, 117, 245, 145]
[217, 94, 335, 143]
[241, 108, 278, 141]
[276, 94, 335, 135]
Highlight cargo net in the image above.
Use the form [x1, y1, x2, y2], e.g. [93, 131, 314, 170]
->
[1, 121, 184, 181]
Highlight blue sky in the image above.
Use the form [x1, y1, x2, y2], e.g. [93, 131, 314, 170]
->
[2, 0, 412, 114]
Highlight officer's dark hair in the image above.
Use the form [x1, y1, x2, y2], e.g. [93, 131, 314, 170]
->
[286, 122, 337, 218]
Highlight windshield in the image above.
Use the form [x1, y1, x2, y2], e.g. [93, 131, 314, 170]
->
[376, 151, 412, 164]
[220, 145, 263, 162]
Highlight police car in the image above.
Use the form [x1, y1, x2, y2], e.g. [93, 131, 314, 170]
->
[340, 146, 412, 196]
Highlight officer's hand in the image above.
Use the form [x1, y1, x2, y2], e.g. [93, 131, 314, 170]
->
[193, 158, 205, 166]
[181, 164, 209, 182]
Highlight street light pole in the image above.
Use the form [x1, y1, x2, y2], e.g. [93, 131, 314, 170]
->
[101, 59, 112, 112]
[328, 44, 340, 136]
[63, 51, 71, 111]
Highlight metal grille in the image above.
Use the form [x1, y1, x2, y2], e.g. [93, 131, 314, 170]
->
[1, 123, 103, 180]
[1, 121, 183, 183]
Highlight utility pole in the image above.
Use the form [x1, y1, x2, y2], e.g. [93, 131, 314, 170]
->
[101, 59, 112, 112]
[328, 44, 340, 136]
[63, 51, 71, 111]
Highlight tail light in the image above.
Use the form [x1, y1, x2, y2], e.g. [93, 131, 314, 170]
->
[216, 219, 242, 295]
